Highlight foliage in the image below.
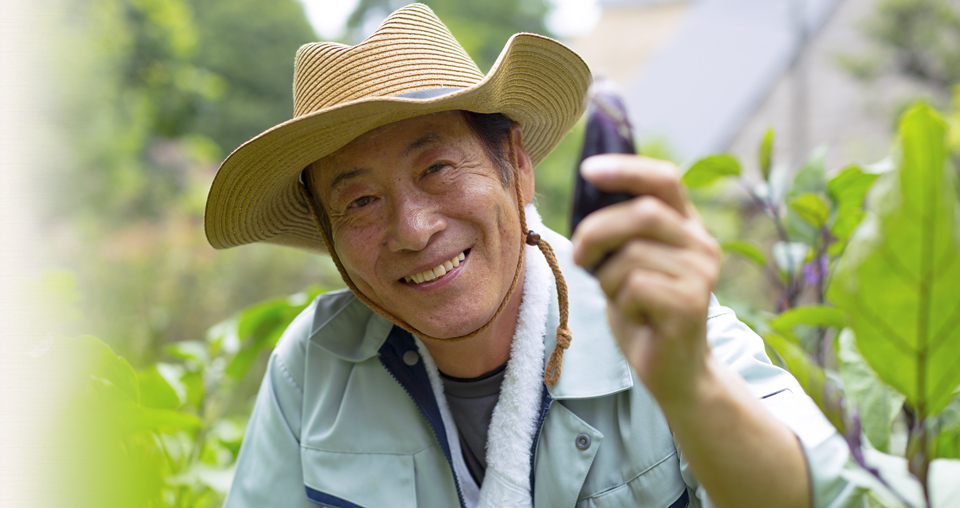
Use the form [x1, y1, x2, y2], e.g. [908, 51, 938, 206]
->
[35, 287, 328, 508]
[685, 104, 960, 505]
[836, 0, 960, 118]
[860, 0, 960, 93]
[49, 0, 343, 365]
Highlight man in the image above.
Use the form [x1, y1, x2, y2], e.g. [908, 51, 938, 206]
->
[205, 4, 859, 507]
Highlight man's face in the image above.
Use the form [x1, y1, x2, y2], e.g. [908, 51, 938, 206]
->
[308, 111, 534, 338]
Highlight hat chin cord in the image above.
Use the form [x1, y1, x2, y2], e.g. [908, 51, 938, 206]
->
[299, 163, 572, 386]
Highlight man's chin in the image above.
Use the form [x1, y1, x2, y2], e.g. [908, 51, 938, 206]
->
[408, 314, 493, 340]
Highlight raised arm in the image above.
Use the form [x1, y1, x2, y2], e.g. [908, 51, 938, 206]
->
[570, 154, 810, 508]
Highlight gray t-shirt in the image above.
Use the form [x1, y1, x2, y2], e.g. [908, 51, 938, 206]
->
[439, 362, 507, 484]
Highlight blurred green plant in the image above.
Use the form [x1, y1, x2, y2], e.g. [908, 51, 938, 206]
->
[684, 104, 960, 506]
[49, 0, 343, 366]
[36, 286, 329, 508]
[344, 0, 553, 71]
[836, 0, 960, 96]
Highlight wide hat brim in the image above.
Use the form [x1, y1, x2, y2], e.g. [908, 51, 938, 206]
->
[205, 29, 591, 253]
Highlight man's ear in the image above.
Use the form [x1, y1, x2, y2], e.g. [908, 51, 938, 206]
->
[509, 123, 535, 206]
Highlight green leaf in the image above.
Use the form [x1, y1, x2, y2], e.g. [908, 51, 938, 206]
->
[135, 407, 203, 433]
[45, 335, 141, 404]
[770, 305, 847, 340]
[828, 165, 879, 255]
[721, 240, 766, 266]
[759, 128, 774, 180]
[789, 193, 831, 228]
[182, 370, 205, 408]
[829, 104, 960, 418]
[225, 289, 321, 378]
[841, 449, 926, 507]
[828, 164, 879, 211]
[166, 340, 210, 367]
[682, 155, 741, 188]
[763, 332, 845, 434]
[837, 329, 905, 453]
[933, 397, 960, 459]
[786, 148, 828, 245]
[138, 364, 183, 410]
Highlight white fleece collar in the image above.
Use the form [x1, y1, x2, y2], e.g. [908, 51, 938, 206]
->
[415, 204, 551, 508]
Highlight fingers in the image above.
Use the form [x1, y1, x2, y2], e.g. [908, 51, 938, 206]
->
[572, 195, 714, 271]
[596, 240, 718, 318]
[580, 154, 689, 217]
[593, 239, 718, 300]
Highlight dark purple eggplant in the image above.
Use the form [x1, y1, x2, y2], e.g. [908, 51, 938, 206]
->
[570, 77, 638, 234]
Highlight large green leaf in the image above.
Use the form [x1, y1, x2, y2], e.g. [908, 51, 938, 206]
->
[829, 104, 960, 418]
[837, 329, 906, 453]
[681, 155, 740, 188]
[45, 335, 141, 405]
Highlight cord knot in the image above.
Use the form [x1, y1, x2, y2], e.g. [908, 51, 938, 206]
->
[525, 230, 541, 246]
[555, 326, 572, 349]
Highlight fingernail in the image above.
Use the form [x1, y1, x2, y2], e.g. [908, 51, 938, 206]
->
[581, 155, 617, 177]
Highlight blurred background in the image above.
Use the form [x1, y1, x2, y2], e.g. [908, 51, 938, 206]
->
[2, 0, 958, 506]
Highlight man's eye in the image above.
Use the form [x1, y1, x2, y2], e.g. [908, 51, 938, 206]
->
[349, 196, 375, 209]
[424, 162, 448, 175]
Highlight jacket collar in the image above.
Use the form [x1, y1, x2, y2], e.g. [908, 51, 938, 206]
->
[308, 288, 393, 362]
[308, 228, 634, 399]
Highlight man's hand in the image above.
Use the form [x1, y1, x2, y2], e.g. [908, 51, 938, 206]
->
[569, 154, 810, 508]
[570, 154, 720, 403]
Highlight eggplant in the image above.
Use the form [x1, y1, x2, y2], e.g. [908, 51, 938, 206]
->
[570, 76, 638, 234]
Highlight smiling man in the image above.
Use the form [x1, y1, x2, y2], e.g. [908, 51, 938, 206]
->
[205, 4, 862, 508]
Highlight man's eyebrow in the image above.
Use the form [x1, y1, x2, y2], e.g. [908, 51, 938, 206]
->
[329, 167, 369, 191]
[404, 132, 444, 157]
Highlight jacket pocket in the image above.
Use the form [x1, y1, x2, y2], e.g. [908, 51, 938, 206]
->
[576, 451, 689, 508]
[301, 447, 416, 508]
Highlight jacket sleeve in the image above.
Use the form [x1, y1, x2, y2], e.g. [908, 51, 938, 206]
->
[223, 344, 314, 508]
[677, 296, 867, 508]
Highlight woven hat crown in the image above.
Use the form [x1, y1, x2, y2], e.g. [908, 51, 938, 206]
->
[293, 5, 485, 117]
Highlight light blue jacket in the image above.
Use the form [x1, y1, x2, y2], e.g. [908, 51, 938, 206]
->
[224, 227, 861, 507]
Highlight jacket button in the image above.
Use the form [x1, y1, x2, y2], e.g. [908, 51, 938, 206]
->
[403, 350, 420, 366]
[575, 433, 591, 450]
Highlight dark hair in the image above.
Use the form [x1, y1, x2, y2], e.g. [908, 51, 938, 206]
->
[460, 111, 515, 186]
[305, 111, 516, 242]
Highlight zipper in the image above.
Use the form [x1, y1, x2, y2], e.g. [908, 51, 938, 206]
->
[528, 386, 552, 499]
[378, 326, 467, 508]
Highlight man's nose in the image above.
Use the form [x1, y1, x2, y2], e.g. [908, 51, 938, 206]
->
[385, 194, 445, 252]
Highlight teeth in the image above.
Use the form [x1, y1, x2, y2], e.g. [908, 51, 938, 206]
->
[406, 251, 466, 285]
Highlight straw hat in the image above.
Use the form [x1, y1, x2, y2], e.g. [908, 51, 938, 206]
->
[204, 3, 591, 253]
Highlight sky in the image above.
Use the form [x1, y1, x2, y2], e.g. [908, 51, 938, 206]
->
[298, 0, 602, 40]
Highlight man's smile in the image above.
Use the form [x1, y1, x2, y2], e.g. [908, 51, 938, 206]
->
[403, 249, 469, 284]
